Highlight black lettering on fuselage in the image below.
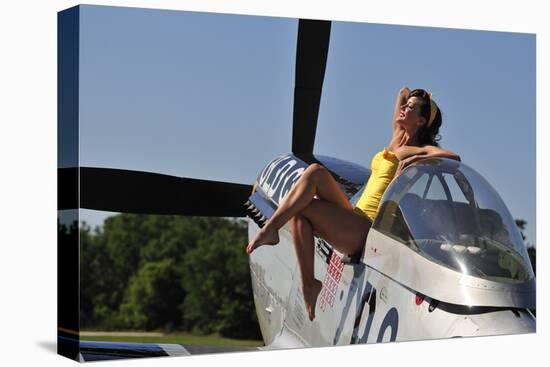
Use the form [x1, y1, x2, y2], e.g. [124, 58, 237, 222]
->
[376, 307, 399, 342]
[350, 281, 399, 344]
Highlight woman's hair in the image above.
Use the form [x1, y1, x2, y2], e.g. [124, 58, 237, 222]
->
[409, 88, 442, 147]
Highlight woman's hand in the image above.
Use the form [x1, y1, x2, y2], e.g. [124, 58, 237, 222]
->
[395, 154, 424, 176]
[399, 87, 411, 97]
[393, 145, 427, 160]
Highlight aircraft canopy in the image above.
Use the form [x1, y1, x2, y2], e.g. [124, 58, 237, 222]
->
[372, 158, 534, 283]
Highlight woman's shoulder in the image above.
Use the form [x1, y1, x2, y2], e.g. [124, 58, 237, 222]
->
[370, 148, 399, 169]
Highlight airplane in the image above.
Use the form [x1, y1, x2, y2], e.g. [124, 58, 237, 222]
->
[58, 15, 535, 361]
[246, 154, 536, 347]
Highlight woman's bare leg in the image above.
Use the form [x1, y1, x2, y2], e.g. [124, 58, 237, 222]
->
[290, 215, 323, 321]
[246, 164, 351, 254]
[300, 200, 371, 255]
[289, 200, 371, 321]
[246, 162, 368, 320]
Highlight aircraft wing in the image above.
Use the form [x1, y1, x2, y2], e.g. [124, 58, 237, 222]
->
[59, 337, 260, 362]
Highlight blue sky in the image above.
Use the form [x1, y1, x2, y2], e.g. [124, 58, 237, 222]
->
[77, 5, 536, 244]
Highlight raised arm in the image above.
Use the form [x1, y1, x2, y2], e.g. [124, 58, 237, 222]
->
[392, 87, 410, 132]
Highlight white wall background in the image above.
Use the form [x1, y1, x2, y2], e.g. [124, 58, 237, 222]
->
[0, 1, 547, 366]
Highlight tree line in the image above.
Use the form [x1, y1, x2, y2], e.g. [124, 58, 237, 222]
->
[59, 214, 262, 340]
[515, 219, 536, 275]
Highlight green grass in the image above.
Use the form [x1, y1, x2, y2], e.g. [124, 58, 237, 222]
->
[81, 333, 264, 348]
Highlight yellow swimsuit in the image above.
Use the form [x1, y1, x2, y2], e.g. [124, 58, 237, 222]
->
[353, 148, 399, 221]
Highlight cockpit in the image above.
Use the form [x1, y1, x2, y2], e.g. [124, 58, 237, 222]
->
[371, 158, 534, 283]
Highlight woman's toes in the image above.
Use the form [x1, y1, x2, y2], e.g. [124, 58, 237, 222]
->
[245, 225, 280, 254]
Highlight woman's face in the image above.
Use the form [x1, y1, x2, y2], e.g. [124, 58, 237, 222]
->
[396, 96, 426, 130]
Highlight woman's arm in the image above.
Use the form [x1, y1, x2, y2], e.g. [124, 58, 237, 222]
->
[394, 145, 461, 176]
[394, 145, 461, 161]
[428, 146, 461, 161]
[392, 87, 410, 132]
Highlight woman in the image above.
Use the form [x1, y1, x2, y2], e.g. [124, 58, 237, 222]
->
[246, 88, 460, 321]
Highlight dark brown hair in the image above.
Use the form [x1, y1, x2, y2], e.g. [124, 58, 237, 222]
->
[409, 88, 442, 147]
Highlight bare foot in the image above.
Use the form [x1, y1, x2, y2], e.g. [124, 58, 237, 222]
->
[303, 279, 323, 321]
[246, 224, 280, 254]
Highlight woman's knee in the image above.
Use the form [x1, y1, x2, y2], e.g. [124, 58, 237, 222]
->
[303, 163, 326, 181]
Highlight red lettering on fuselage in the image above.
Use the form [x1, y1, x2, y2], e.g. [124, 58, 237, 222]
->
[320, 252, 344, 311]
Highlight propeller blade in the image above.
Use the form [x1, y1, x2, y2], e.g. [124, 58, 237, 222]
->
[292, 19, 331, 156]
[58, 167, 252, 217]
